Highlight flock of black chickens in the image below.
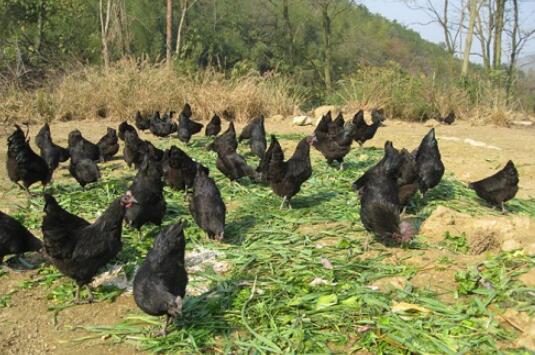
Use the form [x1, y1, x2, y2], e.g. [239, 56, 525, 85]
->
[1, 103, 520, 335]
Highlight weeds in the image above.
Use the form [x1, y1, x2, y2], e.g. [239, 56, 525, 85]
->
[334, 62, 517, 125]
[1, 59, 304, 123]
[1, 134, 534, 353]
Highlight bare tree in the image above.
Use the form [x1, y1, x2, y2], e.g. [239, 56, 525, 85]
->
[474, 0, 494, 72]
[461, 0, 479, 77]
[166, 0, 173, 66]
[321, 2, 332, 90]
[405, 0, 466, 55]
[99, 0, 112, 70]
[314, 0, 348, 90]
[493, 0, 505, 70]
[35, 0, 44, 53]
[175, 0, 200, 57]
[505, 0, 535, 99]
[115, 0, 131, 56]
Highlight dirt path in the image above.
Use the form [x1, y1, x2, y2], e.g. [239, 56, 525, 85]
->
[0, 117, 534, 353]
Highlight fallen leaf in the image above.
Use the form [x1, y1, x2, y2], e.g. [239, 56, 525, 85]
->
[391, 302, 430, 314]
[316, 294, 338, 310]
[309, 278, 336, 287]
[320, 258, 333, 270]
[357, 325, 372, 333]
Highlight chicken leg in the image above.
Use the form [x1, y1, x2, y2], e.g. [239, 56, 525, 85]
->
[74, 284, 94, 304]
[156, 315, 173, 337]
[279, 196, 288, 210]
[279, 196, 292, 210]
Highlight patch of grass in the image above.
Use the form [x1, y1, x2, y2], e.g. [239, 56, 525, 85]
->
[441, 232, 470, 254]
[455, 251, 535, 313]
[0, 290, 16, 308]
[3, 134, 534, 353]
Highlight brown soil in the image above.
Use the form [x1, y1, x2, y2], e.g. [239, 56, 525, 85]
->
[0, 117, 534, 353]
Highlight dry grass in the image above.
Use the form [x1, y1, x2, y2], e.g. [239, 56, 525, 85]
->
[0, 59, 304, 124]
[334, 63, 520, 126]
[1, 59, 530, 127]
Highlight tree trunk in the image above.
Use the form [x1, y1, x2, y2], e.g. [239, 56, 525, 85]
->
[166, 0, 173, 67]
[493, 0, 505, 70]
[99, 0, 112, 70]
[282, 0, 294, 65]
[442, 0, 454, 54]
[116, 0, 130, 55]
[475, 10, 490, 72]
[321, 3, 332, 91]
[175, 0, 188, 56]
[35, 0, 44, 53]
[461, 0, 477, 78]
[505, 0, 519, 101]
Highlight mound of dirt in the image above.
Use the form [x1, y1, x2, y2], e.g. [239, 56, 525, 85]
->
[420, 206, 535, 255]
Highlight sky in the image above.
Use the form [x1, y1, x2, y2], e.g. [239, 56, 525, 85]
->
[359, 0, 535, 67]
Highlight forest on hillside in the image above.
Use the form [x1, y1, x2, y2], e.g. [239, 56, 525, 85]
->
[1, 0, 534, 121]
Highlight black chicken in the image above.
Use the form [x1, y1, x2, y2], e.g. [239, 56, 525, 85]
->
[353, 110, 381, 146]
[150, 111, 178, 138]
[352, 141, 400, 194]
[42, 192, 137, 303]
[333, 112, 345, 128]
[7, 125, 51, 193]
[209, 123, 258, 181]
[256, 135, 277, 183]
[135, 111, 150, 131]
[181, 103, 193, 118]
[118, 121, 137, 141]
[162, 146, 205, 191]
[209, 122, 238, 154]
[69, 159, 101, 189]
[123, 129, 163, 170]
[358, 141, 415, 244]
[352, 143, 418, 210]
[133, 222, 188, 336]
[35, 123, 70, 174]
[0, 210, 43, 266]
[189, 166, 226, 240]
[313, 113, 358, 170]
[123, 129, 144, 168]
[97, 127, 119, 162]
[215, 149, 260, 182]
[266, 135, 315, 209]
[413, 128, 445, 194]
[68, 130, 100, 162]
[437, 111, 455, 125]
[177, 105, 203, 143]
[371, 108, 386, 125]
[239, 115, 267, 159]
[469, 160, 519, 213]
[397, 149, 419, 207]
[125, 157, 166, 230]
[205, 114, 222, 137]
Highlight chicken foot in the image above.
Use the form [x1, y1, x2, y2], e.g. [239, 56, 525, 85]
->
[279, 196, 292, 210]
[74, 284, 94, 304]
[156, 315, 173, 337]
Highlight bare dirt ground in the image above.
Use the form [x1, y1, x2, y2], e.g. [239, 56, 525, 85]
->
[0, 117, 534, 353]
